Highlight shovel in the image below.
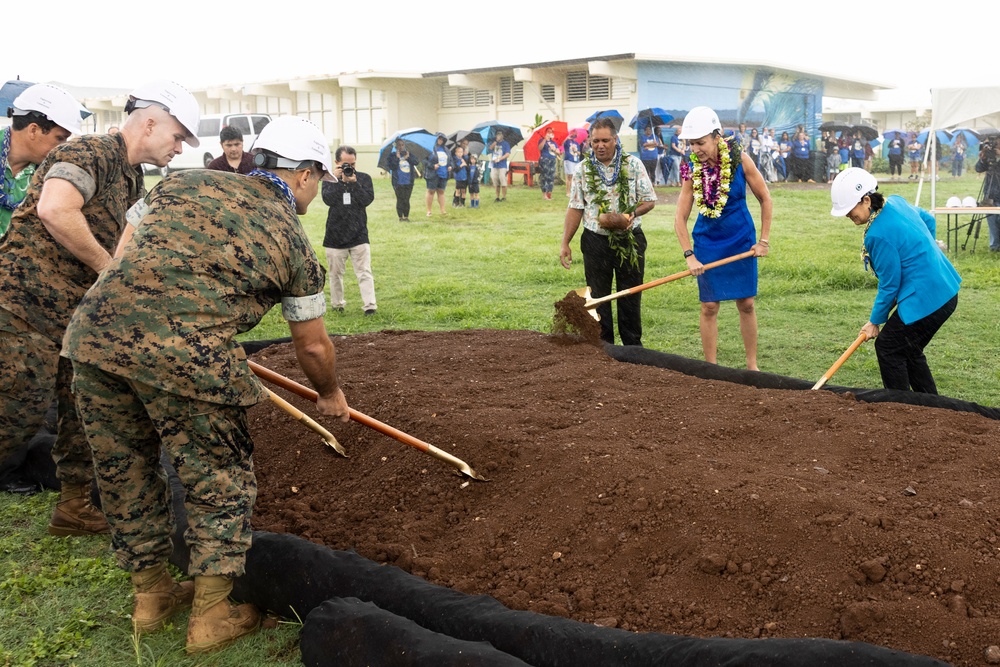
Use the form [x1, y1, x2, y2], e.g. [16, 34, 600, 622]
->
[575, 249, 756, 320]
[248, 360, 487, 482]
[264, 388, 347, 457]
[811, 333, 869, 390]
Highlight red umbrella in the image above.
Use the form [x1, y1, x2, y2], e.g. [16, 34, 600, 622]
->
[524, 120, 568, 161]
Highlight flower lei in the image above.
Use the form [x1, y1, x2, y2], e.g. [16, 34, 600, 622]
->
[688, 136, 736, 218]
[582, 141, 639, 268]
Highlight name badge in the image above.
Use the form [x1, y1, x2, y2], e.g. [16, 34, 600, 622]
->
[343, 192, 351, 206]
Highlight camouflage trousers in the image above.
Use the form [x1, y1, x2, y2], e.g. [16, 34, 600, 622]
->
[71, 361, 257, 577]
[0, 307, 93, 485]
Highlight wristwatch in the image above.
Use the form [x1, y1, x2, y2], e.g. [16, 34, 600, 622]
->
[683, 249, 694, 258]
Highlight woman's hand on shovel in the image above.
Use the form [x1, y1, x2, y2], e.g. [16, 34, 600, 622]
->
[685, 253, 705, 276]
[860, 322, 880, 340]
[317, 387, 351, 422]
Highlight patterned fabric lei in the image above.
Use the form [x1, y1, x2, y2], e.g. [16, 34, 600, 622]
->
[682, 135, 737, 218]
[582, 142, 639, 268]
[1, 128, 22, 212]
[861, 207, 881, 278]
[249, 168, 297, 210]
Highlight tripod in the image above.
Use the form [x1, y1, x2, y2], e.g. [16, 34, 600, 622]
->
[963, 169, 1000, 252]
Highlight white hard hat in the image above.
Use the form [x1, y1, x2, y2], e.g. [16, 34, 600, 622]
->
[128, 80, 201, 147]
[11, 83, 86, 135]
[946, 196, 961, 208]
[251, 116, 335, 181]
[962, 196, 978, 208]
[678, 106, 722, 140]
[830, 167, 878, 217]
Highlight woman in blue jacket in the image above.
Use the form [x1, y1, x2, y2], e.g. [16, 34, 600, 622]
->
[830, 168, 961, 394]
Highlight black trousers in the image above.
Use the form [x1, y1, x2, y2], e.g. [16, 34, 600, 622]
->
[393, 184, 413, 219]
[875, 294, 957, 394]
[580, 227, 647, 346]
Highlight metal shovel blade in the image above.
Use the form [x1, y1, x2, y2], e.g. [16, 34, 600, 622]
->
[573, 286, 600, 320]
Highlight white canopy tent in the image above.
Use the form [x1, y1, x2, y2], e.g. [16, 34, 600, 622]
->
[918, 86, 1000, 209]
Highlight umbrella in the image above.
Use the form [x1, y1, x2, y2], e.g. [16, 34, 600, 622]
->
[447, 130, 486, 157]
[523, 120, 568, 162]
[628, 107, 674, 131]
[0, 79, 34, 113]
[567, 127, 588, 145]
[976, 127, 1000, 138]
[882, 129, 909, 140]
[585, 109, 624, 133]
[819, 121, 853, 133]
[471, 120, 523, 147]
[849, 125, 879, 142]
[949, 128, 980, 146]
[915, 128, 952, 146]
[377, 127, 437, 173]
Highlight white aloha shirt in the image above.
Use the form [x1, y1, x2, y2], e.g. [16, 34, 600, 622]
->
[568, 153, 656, 236]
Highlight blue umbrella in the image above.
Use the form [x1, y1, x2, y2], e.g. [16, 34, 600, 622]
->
[585, 109, 624, 132]
[628, 107, 674, 131]
[882, 129, 910, 140]
[471, 121, 523, 147]
[949, 128, 980, 147]
[377, 128, 437, 173]
[915, 128, 952, 146]
[1, 79, 35, 113]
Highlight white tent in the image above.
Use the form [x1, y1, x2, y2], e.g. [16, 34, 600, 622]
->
[920, 86, 1000, 209]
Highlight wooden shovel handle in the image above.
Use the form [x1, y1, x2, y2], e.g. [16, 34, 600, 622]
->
[248, 360, 430, 454]
[811, 333, 869, 390]
[586, 249, 756, 309]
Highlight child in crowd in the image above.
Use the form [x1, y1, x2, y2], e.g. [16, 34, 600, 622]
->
[467, 154, 481, 208]
[451, 146, 468, 207]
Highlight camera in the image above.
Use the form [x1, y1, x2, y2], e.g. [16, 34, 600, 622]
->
[341, 163, 356, 177]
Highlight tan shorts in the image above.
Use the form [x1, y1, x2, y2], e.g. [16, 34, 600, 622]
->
[490, 167, 508, 186]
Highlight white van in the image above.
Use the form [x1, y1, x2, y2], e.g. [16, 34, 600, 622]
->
[166, 113, 272, 171]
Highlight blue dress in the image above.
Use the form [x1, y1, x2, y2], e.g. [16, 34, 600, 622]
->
[691, 161, 757, 302]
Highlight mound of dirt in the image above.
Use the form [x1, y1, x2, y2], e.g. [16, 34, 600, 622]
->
[248, 329, 1000, 666]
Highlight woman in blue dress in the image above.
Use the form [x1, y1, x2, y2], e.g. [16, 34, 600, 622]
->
[674, 106, 772, 370]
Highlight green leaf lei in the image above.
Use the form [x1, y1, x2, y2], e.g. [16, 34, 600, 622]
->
[582, 143, 640, 268]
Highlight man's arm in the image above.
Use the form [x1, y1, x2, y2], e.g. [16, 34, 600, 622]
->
[288, 316, 349, 421]
[560, 207, 583, 269]
[36, 178, 112, 273]
[321, 180, 339, 207]
[356, 173, 375, 207]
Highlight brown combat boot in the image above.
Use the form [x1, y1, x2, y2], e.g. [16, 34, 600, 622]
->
[185, 576, 260, 655]
[47, 483, 110, 536]
[131, 564, 195, 634]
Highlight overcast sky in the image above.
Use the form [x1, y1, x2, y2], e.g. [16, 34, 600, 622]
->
[8, 0, 989, 101]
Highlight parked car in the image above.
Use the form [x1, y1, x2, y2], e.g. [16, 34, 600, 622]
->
[164, 112, 272, 171]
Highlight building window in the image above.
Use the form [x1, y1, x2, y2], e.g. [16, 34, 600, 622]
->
[540, 84, 555, 103]
[566, 71, 611, 102]
[499, 77, 524, 106]
[442, 85, 491, 108]
[342, 87, 386, 144]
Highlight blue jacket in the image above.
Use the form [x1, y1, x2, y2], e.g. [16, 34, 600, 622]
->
[865, 195, 961, 325]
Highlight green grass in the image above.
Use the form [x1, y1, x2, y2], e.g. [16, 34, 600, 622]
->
[2, 171, 998, 665]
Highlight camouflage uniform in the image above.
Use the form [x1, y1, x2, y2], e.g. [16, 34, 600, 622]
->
[63, 170, 326, 576]
[0, 133, 143, 483]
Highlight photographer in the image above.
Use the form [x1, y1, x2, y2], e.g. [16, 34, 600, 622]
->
[975, 137, 1000, 252]
[323, 146, 377, 314]
[385, 138, 418, 221]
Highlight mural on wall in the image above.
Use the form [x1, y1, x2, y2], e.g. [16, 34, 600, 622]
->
[737, 69, 822, 138]
[640, 65, 822, 140]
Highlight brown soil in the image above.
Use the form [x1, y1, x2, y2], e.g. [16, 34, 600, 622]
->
[248, 329, 1000, 666]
